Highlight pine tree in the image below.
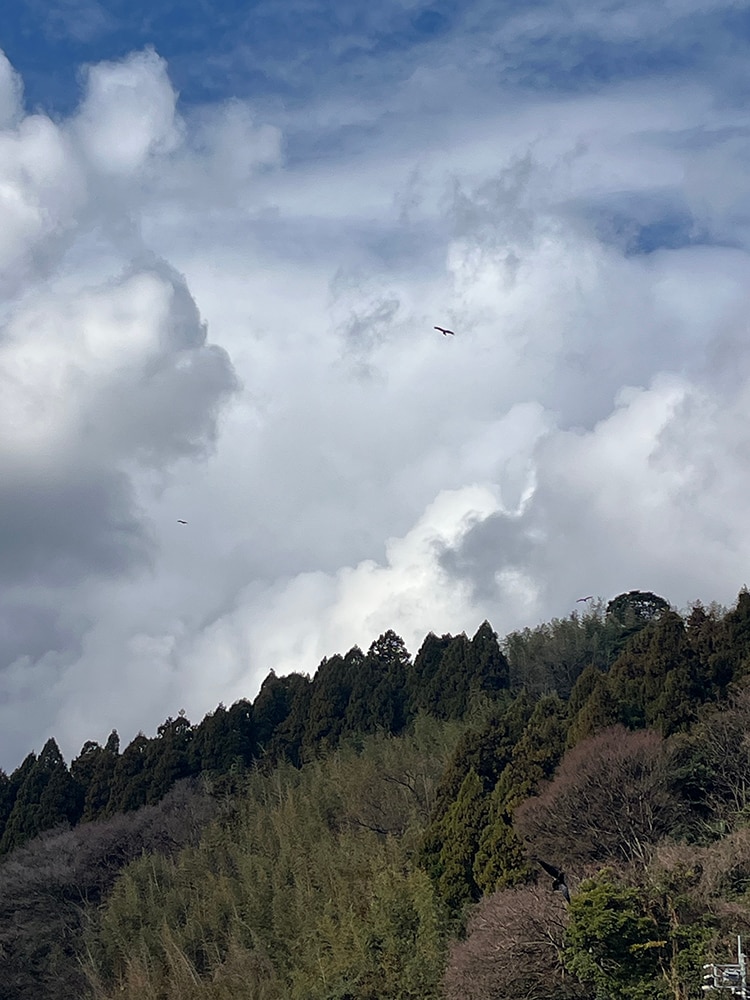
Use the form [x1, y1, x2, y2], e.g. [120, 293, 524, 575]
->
[80, 730, 120, 821]
[408, 632, 453, 715]
[304, 653, 354, 750]
[147, 712, 195, 803]
[469, 620, 509, 693]
[0, 769, 16, 840]
[266, 673, 313, 765]
[430, 768, 488, 911]
[191, 700, 255, 773]
[253, 670, 310, 754]
[345, 632, 410, 735]
[105, 733, 151, 814]
[0, 739, 81, 853]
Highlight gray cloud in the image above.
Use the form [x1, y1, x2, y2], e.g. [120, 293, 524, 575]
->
[0, 464, 149, 587]
[0, 61, 239, 753]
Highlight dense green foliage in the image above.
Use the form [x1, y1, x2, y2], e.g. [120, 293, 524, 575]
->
[85, 719, 459, 1000]
[4, 589, 750, 999]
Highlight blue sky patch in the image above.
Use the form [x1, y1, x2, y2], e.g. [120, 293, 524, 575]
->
[578, 194, 719, 256]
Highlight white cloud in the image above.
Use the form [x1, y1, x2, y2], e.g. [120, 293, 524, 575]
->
[0, 51, 22, 128]
[0, 114, 85, 290]
[1, 261, 236, 466]
[7, 484, 504, 757]
[238, 483, 503, 671]
[73, 48, 183, 175]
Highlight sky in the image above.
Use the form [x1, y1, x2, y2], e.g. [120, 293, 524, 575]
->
[1, 0, 750, 769]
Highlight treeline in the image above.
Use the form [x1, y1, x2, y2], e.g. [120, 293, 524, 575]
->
[423, 590, 750, 916]
[4, 588, 750, 999]
[0, 621, 507, 856]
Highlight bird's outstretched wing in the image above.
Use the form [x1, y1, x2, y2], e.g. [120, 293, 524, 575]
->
[576, 596, 594, 602]
[557, 880, 571, 903]
[434, 326, 455, 336]
[177, 520, 188, 524]
[536, 858, 564, 880]
[536, 858, 571, 902]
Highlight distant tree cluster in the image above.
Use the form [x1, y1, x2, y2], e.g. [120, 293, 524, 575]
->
[419, 590, 750, 919]
[84, 722, 460, 1000]
[0, 622, 508, 857]
[0, 780, 218, 1000]
[3, 588, 750, 1000]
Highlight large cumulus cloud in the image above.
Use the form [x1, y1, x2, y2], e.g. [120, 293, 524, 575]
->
[0, 49, 240, 764]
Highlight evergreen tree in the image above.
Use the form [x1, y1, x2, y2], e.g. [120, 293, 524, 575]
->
[472, 779, 532, 894]
[567, 662, 604, 718]
[606, 589, 671, 628]
[303, 652, 355, 750]
[0, 752, 37, 852]
[427, 634, 472, 719]
[427, 768, 487, 911]
[713, 588, 750, 684]
[411, 625, 508, 721]
[566, 670, 618, 745]
[469, 619, 509, 693]
[369, 630, 411, 733]
[606, 610, 706, 735]
[253, 670, 310, 754]
[345, 632, 410, 735]
[408, 632, 453, 715]
[602, 589, 671, 661]
[146, 712, 195, 803]
[429, 691, 534, 817]
[422, 694, 548, 909]
[472, 695, 568, 892]
[565, 875, 672, 999]
[0, 740, 81, 854]
[265, 673, 313, 765]
[0, 768, 16, 841]
[191, 700, 255, 773]
[501, 693, 568, 800]
[225, 698, 256, 765]
[71, 740, 105, 800]
[80, 731, 120, 822]
[105, 733, 151, 815]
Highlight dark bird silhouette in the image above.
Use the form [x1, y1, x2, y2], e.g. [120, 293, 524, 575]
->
[536, 858, 571, 903]
[177, 520, 188, 524]
[434, 326, 455, 336]
[576, 596, 594, 602]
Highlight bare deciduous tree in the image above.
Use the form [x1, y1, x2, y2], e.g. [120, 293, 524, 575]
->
[443, 885, 590, 1000]
[515, 726, 686, 869]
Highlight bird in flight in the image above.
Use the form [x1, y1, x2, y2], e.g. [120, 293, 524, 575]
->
[535, 858, 571, 903]
[576, 596, 594, 603]
[434, 326, 455, 336]
[177, 520, 188, 524]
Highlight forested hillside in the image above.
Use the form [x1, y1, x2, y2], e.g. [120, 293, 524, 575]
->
[3, 589, 750, 999]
